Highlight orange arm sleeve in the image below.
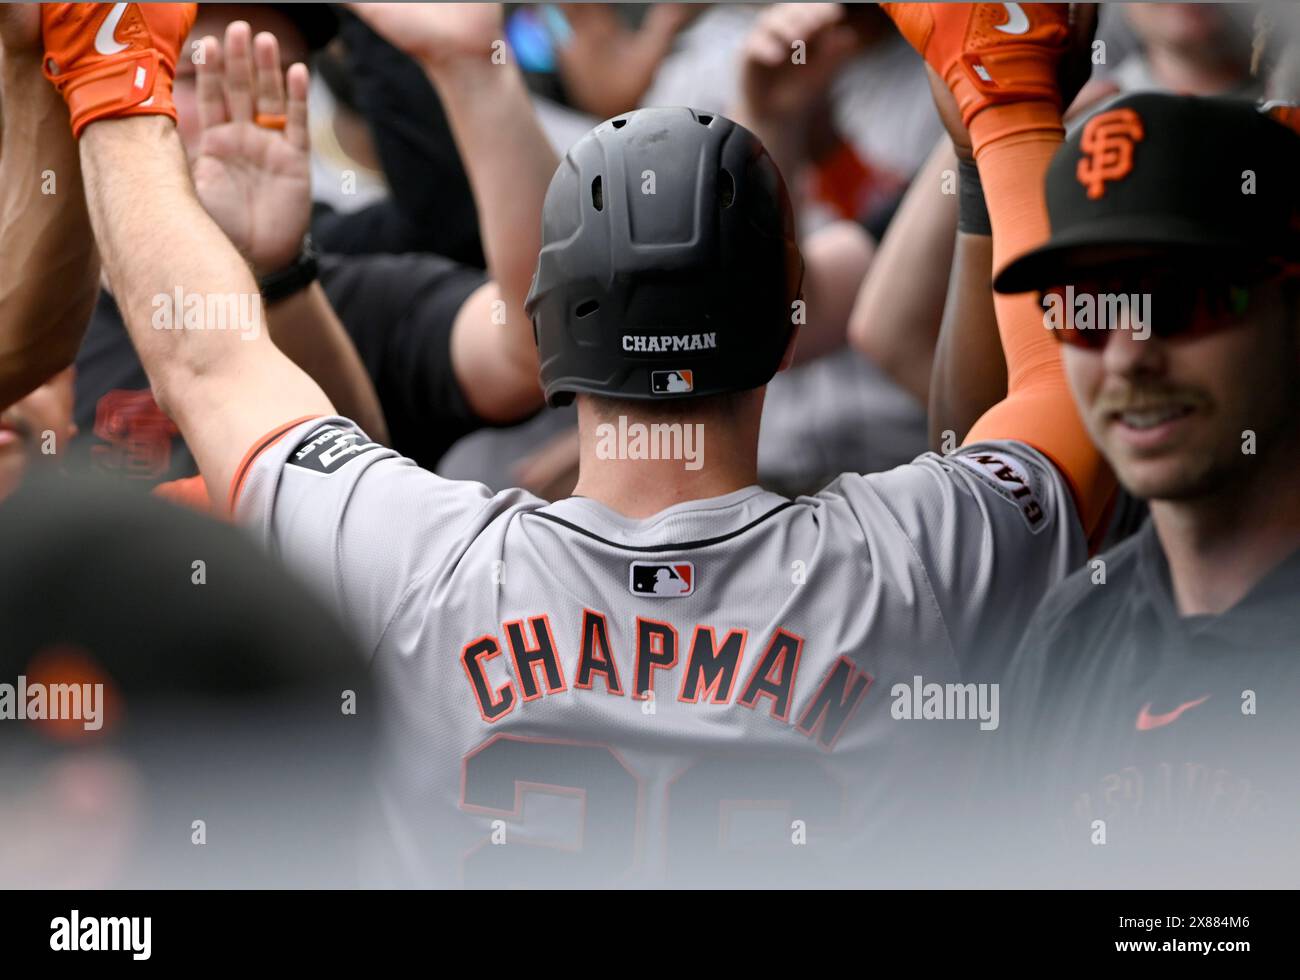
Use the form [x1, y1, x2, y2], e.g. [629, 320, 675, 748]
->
[962, 103, 1115, 537]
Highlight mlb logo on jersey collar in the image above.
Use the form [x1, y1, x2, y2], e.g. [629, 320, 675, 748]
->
[629, 561, 694, 597]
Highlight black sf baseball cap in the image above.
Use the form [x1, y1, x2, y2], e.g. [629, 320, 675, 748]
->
[994, 93, 1300, 294]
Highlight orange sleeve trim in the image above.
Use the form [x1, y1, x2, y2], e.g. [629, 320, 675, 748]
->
[227, 415, 323, 516]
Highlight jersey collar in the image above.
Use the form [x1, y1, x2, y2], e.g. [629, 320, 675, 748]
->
[536, 486, 791, 552]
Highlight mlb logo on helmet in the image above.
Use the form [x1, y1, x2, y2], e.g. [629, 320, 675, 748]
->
[651, 370, 693, 395]
[629, 561, 694, 597]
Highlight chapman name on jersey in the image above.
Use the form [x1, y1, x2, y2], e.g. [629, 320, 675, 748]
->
[462, 611, 868, 750]
[234, 417, 1083, 886]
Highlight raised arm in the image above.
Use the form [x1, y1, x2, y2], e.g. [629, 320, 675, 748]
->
[929, 229, 1004, 450]
[554, 3, 698, 120]
[53, 4, 332, 506]
[883, 2, 1113, 534]
[927, 81, 1121, 453]
[347, 3, 559, 423]
[730, 3, 866, 212]
[0, 7, 98, 410]
[730, 3, 876, 366]
[190, 24, 388, 445]
[846, 138, 962, 411]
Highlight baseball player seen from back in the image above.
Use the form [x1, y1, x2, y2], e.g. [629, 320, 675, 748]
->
[60, 2, 1114, 885]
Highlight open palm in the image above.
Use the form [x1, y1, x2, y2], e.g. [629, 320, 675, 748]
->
[191, 22, 310, 277]
[194, 115, 309, 276]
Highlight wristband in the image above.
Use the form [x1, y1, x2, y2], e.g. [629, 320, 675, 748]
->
[258, 236, 319, 306]
[957, 158, 992, 237]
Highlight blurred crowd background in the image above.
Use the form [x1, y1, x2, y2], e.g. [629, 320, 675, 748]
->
[9, 2, 1297, 511]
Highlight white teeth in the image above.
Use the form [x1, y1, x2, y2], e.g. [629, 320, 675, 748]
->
[1120, 406, 1188, 430]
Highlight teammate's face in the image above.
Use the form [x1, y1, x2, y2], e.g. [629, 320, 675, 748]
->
[172, 5, 309, 161]
[0, 368, 76, 502]
[1063, 279, 1300, 501]
[1123, 3, 1239, 55]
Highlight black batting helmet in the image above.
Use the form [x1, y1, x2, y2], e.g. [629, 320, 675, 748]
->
[525, 107, 804, 407]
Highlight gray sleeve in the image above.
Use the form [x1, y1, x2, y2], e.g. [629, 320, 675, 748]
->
[825, 441, 1086, 678]
[233, 416, 512, 659]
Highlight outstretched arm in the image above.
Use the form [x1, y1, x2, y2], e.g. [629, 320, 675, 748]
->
[81, 117, 331, 505]
[847, 139, 962, 410]
[190, 24, 388, 445]
[0, 8, 98, 410]
[348, 3, 559, 423]
[731, 3, 877, 367]
[731, 2, 866, 211]
[959, 85, 1114, 534]
[883, 2, 1113, 534]
[927, 81, 1120, 454]
[929, 230, 1004, 450]
[554, 3, 697, 120]
[53, 3, 331, 507]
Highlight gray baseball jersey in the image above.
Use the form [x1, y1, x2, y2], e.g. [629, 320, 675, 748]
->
[235, 416, 1083, 886]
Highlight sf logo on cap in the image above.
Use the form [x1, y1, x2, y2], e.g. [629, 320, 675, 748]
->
[1077, 108, 1145, 200]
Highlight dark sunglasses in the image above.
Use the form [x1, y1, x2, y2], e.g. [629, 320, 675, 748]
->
[1040, 266, 1298, 350]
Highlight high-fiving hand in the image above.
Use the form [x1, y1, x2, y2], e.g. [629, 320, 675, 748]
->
[191, 21, 310, 278]
[881, 2, 1098, 160]
[344, 2, 504, 73]
[41, 2, 196, 137]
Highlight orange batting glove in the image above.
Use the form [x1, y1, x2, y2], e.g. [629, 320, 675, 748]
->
[41, 2, 197, 138]
[881, 3, 1070, 124]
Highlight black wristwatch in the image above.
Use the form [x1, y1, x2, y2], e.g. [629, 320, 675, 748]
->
[258, 235, 319, 306]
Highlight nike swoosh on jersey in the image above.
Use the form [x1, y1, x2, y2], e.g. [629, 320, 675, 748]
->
[1135, 694, 1210, 732]
[996, 2, 1031, 36]
[95, 3, 131, 56]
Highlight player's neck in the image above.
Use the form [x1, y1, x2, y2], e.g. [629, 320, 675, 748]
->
[571, 414, 760, 519]
[1150, 442, 1300, 617]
